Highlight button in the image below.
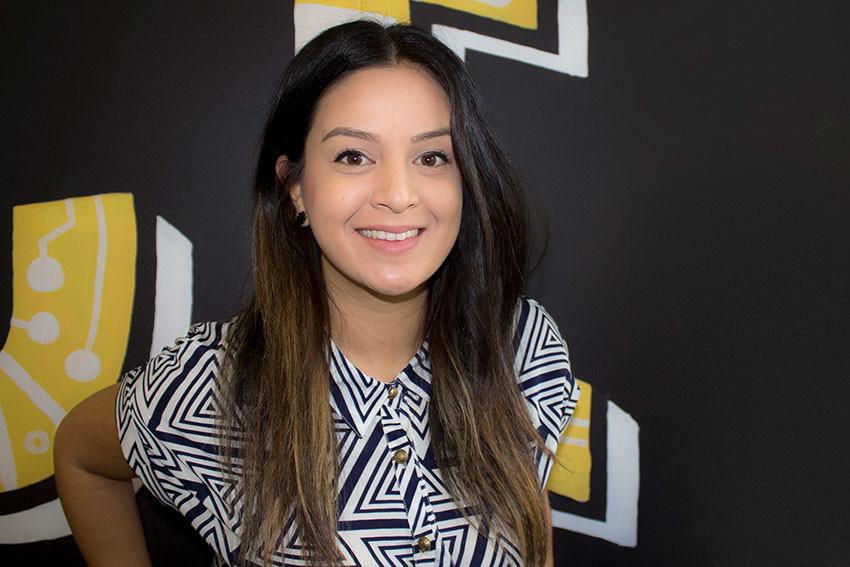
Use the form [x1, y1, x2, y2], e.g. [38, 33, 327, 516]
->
[417, 536, 431, 552]
[388, 386, 399, 399]
[392, 449, 408, 464]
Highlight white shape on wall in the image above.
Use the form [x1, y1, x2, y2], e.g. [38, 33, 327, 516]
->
[431, 0, 589, 77]
[294, 3, 399, 53]
[149, 216, 194, 357]
[551, 400, 640, 547]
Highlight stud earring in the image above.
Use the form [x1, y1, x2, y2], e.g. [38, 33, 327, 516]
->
[295, 210, 307, 226]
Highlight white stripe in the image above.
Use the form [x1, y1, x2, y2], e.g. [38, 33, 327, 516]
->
[0, 401, 18, 489]
[85, 195, 107, 351]
[432, 0, 589, 78]
[551, 400, 640, 547]
[37, 198, 75, 257]
[559, 436, 588, 447]
[0, 351, 66, 426]
[569, 417, 590, 428]
[150, 216, 194, 357]
[0, 497, 71, 543]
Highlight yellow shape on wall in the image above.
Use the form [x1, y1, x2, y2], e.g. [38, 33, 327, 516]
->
[546, 379, 591, 501]
[0, 193, 136, 491]
[417, 0, 537, 30]
[294, 0, 411, 23]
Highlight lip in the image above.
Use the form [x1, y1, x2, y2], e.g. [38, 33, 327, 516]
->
[355, 225, 423, 233]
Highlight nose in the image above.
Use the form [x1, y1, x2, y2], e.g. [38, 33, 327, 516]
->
[370, 161, 419, 213]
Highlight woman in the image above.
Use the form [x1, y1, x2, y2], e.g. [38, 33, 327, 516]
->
[54, 21, 579, 567]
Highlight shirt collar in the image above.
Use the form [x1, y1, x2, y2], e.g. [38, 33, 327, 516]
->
[329, 341, 431, 438]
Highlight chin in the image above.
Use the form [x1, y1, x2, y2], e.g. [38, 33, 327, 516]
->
[366, 279, 428, 300]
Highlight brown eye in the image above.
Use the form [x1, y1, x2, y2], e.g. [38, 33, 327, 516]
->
[417, 152, 449, 167]
[335, 149, 371, 166]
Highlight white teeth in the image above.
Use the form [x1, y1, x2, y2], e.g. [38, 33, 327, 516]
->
[358, 229, 420, 241]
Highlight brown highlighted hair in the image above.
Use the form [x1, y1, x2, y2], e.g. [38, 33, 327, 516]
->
[221, 20, 550, 566]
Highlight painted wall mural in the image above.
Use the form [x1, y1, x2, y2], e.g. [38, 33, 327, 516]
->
[0, 194, 136, 541]
[7, 0, 842, 565]
[0, 3, 637, 557]
[0, 198, 196, 551]
[0, 0, 638, 559]
[293, 0, 588, 76]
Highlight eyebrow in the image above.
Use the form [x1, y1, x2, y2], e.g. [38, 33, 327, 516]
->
[321, 127, 451, 144]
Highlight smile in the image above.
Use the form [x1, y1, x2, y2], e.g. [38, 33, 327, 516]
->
[356, 229, 421, 242]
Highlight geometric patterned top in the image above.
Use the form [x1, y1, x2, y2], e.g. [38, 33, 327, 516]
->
[116, 297, 579, 566]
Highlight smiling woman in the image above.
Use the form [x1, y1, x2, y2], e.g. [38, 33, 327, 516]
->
[54, 20, 578, 567]
[287, 66, 462, 305]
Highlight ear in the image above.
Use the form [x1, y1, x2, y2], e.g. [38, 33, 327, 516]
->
[277, 155, 308, 226]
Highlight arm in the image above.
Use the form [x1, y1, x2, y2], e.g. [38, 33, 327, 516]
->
[54, 384, 152, 567]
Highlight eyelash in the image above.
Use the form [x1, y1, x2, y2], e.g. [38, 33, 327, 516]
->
[334, 149, 370, 166]
[333, 149, 452, 167]
[416, 151, 450, 167]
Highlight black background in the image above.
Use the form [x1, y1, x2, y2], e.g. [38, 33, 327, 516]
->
[2, 1, 848, 565]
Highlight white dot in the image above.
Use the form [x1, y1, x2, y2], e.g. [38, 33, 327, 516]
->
[24, 430, 50, 455]
[26, 256, 64, 292]
[65, 349, 101, 382]
[27, 312, 60, 344]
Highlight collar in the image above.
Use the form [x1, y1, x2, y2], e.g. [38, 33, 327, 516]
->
[329, 341, 431, 438]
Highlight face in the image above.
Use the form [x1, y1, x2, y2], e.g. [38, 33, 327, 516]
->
[284, 66, 463, 300]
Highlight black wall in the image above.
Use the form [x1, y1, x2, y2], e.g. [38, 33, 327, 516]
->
[2, 1, 848, 565]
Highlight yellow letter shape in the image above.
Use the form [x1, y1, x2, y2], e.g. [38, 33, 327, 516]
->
[546, 378, 591, 502]
[0, 193, 136, 491]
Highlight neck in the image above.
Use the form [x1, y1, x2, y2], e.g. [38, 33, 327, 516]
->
[326, 279, 427, 383]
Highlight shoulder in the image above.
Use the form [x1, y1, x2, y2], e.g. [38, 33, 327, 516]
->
[115, 321, 239, 559]
[514, 296, 571, 377]
[513, 297, 580, 443]
[116, 321, 229, 437]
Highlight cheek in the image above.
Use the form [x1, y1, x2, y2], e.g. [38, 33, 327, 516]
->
[301, 176, 367, 222]
[439, 182, 464, 226]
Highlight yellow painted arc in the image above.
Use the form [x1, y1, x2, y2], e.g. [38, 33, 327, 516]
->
[294, 0, 411, 23]
[416, 0, 537, 29]
[546, 379, 591, 502]
[0, 193, 136, 492]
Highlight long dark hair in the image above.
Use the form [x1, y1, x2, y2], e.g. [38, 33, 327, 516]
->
[221, 20, 550, 566]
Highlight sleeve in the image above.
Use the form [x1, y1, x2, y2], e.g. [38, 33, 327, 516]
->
[513, 298, 581, 488]
[115, 321, 241, 563]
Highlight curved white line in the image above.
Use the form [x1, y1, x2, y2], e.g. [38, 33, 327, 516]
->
[150, 216, 194, 357]
[293, 4, 398, 53]
[471, 0, 513, 7]
[432, 0, 589, 77]
[0, 497, 71, 543]
[84, 195, 107, 352]
[0, 351, 66, 426]
[551, 400, 639, 547]
[0, 401, 18, 489]
[37, 199, 75, 258]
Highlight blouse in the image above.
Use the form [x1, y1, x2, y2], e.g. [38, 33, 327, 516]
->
[116, 297, 579, 566]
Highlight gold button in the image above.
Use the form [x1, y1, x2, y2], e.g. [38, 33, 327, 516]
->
[393, 449, 408, 464]
[388, 386, 398, 399]
[417, 536, 431, 552]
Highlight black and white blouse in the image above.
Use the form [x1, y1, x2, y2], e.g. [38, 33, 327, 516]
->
[116, 297, 579, 566]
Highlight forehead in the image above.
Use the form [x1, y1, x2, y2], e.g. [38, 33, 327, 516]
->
[309, 66, 451, 135]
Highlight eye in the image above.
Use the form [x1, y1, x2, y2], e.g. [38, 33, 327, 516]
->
[334, 149, 372, 166]
[416, 151, 450, 167]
